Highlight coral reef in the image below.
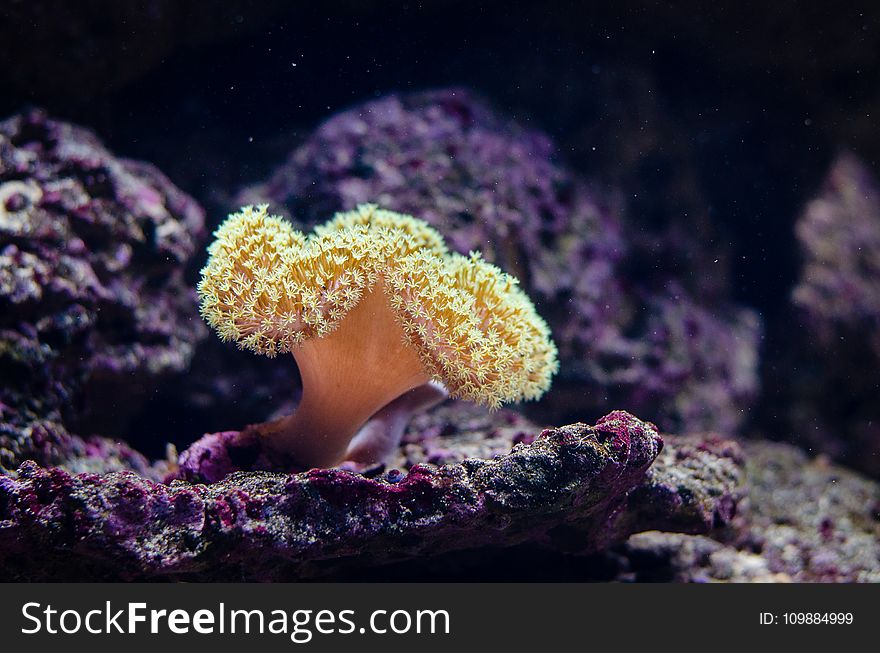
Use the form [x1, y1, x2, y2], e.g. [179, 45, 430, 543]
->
[3, 0, 880, 586]
[0, 100, 870, 584]
[238, 89, 761, 435]
[176, 401, 534, 484]
[0, 410, 747, 581]
[0, 110, 206, 473]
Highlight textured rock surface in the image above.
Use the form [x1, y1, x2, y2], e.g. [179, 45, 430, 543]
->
[238, 89, 761, 435]
[734, 441, 880, 582]
[613, 440, 880, 582]
[618, 433, 743, 537]
[0, 419, 162, 481]
[0, 110, 206, 472]
[566, 284, 761, 435]
[0, 411, 743, 581]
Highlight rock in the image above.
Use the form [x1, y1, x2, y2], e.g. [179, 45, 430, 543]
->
[734, 440, 880, 582]
[764, 153, 880, 476]
[620, 532, 788, 582]
[0, 109, 206, 472]
[613, 439, 880, 582]
[793, 154, 880, 356]
[0, 411, 741, 581]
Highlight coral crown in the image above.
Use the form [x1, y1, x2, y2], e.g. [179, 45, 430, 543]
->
[198, 204, 558, 406]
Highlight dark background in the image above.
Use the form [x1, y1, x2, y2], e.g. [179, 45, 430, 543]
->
[3, 0, 878, 314]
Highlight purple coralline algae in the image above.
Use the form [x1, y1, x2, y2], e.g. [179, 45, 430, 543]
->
[617, 441, 880, 582]
[793, 153, 880, 356]
[777, 153, 880, 476]
[239, 88, 761, 435]
[0, 411, 743, 581]
[564, 283, 761, 435]
[0, 110, 206, 475]
[735, 441, 880, 582]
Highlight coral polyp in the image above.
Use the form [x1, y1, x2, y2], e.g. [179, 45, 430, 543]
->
[197, 203, 558, 467]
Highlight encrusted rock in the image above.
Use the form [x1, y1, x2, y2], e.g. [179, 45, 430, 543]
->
[793, 154, 880, 355]
[0, 409, 750, 580]
[766, 153, 880, 476]
[0, 110, 206, 472]
[735, 440, 880, 582]
[612, 439, 880, 582]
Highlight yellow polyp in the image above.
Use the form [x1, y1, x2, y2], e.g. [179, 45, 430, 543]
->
[198, 203, 558, 467]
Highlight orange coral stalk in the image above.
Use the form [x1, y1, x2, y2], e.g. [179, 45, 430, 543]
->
[259, 282, 429, 467]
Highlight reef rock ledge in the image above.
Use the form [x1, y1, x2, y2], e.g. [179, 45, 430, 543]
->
[0, 411, 741, 581]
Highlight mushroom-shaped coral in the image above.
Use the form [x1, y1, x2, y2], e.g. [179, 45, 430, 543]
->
[197, 204, 558, 469]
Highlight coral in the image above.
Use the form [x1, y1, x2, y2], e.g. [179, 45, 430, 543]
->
[0, 109, 206, 473]
[1, 410, 743, 581]
[175, 398, 520, 484]
[196, 203, 557, 467]
[343, 381, 449, 468]
[238, 88, 761, 435]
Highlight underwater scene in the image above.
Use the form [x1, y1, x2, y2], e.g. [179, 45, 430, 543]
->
[0, 1, 878, 582]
